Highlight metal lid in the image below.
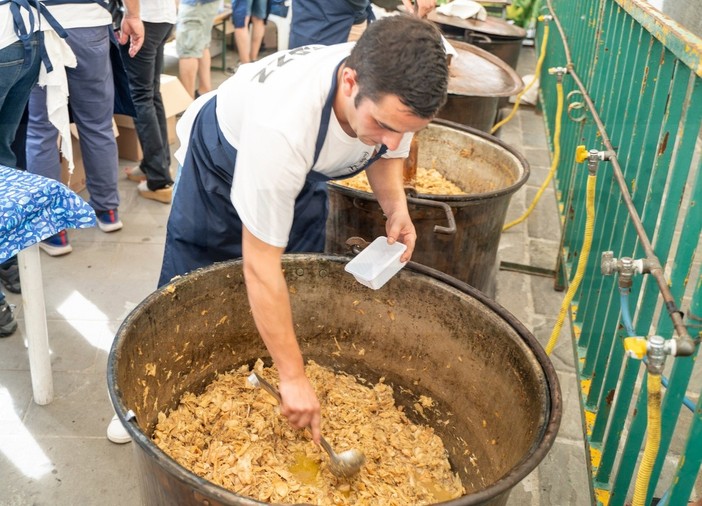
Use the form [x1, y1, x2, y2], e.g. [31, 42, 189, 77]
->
[446, 40, 524, 97]
[429, 11, 527, 39]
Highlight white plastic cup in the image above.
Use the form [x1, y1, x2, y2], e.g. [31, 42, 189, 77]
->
[344, 236, 408, 290]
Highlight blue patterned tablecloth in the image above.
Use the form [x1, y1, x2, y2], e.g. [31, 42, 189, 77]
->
[0, 165, 96, 262]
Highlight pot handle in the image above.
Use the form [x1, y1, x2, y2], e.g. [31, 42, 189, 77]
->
[351, 196, 456, 235]
[406, 195, 457, 235]
[466, 31, 493, 44]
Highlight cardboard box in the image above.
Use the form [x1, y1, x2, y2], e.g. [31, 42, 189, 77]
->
[114, 74, 192, 162]
[60, 121, 119, 193]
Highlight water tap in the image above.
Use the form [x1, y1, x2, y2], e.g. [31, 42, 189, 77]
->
[623, 335, 675, 373]
[600, 252, 661, 287]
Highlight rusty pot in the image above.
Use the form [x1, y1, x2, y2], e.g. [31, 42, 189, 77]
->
[108, 255, 560, 506]
[326, 119, 529, 298]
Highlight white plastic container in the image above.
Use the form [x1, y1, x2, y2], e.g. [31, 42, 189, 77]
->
[344, 236, 408, 290]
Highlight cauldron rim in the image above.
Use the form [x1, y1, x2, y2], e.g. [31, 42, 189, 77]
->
[107, 255, 562, 506]
[328, 119, 530, 203]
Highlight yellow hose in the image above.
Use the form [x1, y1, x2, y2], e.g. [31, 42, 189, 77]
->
[631, 373, 662, 506]
[545, 172, 596, 355]
[490, 22, 550, 135]
[503, 78, 563, 232]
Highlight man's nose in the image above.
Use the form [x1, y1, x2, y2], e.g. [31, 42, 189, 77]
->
[382, 132, 403, 151]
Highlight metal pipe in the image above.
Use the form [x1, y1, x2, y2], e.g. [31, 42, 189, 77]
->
[543, 0, 698, 355]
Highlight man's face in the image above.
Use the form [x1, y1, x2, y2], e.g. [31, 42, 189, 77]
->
[348, 94, 431, 151]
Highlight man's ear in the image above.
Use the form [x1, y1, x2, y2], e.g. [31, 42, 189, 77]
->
[340, 67, 358, 98]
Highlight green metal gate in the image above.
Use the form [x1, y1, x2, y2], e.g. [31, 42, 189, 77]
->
[535, 0, 702, 504]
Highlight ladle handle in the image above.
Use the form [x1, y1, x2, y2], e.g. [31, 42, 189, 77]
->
[250, 372, 283, 404]
[248, 372, 337, 458]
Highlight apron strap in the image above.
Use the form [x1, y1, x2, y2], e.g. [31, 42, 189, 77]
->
[4, 0, 68, 73]
[312, 59, 345, 167]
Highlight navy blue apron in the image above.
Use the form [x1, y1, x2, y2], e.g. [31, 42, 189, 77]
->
[289, 0, 374, 49]
[158, 62, 387, 287]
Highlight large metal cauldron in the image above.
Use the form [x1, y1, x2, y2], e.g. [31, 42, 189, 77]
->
[108, 255, 561, 506]
[429, 12, 527, 72]
[438, 40, 523, 132]
[326, 119, 529, 298]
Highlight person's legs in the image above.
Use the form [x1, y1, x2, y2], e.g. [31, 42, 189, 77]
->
[176, 3, 219, 96]
[232, 0, 252, 64]
[249, 0, 268, 61]
[0, 257, 20, 294]
[120, 21, 174, 191]
[64, 26, 121, 214]
[178, 57, 199, 97]
[0, 35, 41, 167]
[196, 48, 212, 95]
[250, 16, 266, 61]
[26, 85, 62, 181]
[27, 84, 73, 254]
[0, 289, 17, 338]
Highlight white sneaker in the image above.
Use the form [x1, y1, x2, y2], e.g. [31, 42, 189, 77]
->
[107, 414, 132, 444]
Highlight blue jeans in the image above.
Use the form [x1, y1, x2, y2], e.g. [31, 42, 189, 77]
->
[0, 34, 41, 167]
[27, 26, 120, 212]
[119, 21, 174, 191]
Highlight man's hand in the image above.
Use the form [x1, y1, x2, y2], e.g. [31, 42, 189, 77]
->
[278, 375, 322, 444]
[402, 0, 436, 18]
[365, 156, 418, 262]
[119, 14, 144, 57]
[385, 211, 417, 262]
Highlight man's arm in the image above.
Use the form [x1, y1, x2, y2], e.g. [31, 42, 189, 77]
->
[241, 225, 322, 443]
[365, 157, 417, 262]
[119, 0, 144, 57]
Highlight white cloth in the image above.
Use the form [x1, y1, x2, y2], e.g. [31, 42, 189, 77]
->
[175, 43, 413, 248]
[38, 30, 77, 171]
[141, 0, 177, 24]
[436, 0, 488, 21]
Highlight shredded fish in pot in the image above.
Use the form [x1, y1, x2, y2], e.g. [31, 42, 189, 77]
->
[153, 360, 465, 505]
[337, 167, 467, 195]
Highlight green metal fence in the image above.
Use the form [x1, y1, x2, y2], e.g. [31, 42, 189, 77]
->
[535, 0, 702, 504]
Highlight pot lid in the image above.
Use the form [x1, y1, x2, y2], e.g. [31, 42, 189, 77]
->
[446, 40, 524, 97]
[429, 11, 527, 39]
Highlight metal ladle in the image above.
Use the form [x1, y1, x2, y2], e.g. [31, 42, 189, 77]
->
[247, 372, 366, 478]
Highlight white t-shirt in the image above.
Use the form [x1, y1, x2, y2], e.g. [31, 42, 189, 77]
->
[141, 0, 177, 24]
[41, 2, 111, 30]
[175, 43, 412, 248]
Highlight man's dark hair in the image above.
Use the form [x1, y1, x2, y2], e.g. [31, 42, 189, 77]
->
[345, 15, 449, 119]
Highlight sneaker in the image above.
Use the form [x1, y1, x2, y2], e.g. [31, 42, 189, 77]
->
[138, 180, 172, 204]
[124, 166, 146, 182]
[0, 258, 20, 294]
[95, 209, 123, 233]
[38, 230, 73, 257]
[107, 414, 132, 444]
[0, 299, 17, 338]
